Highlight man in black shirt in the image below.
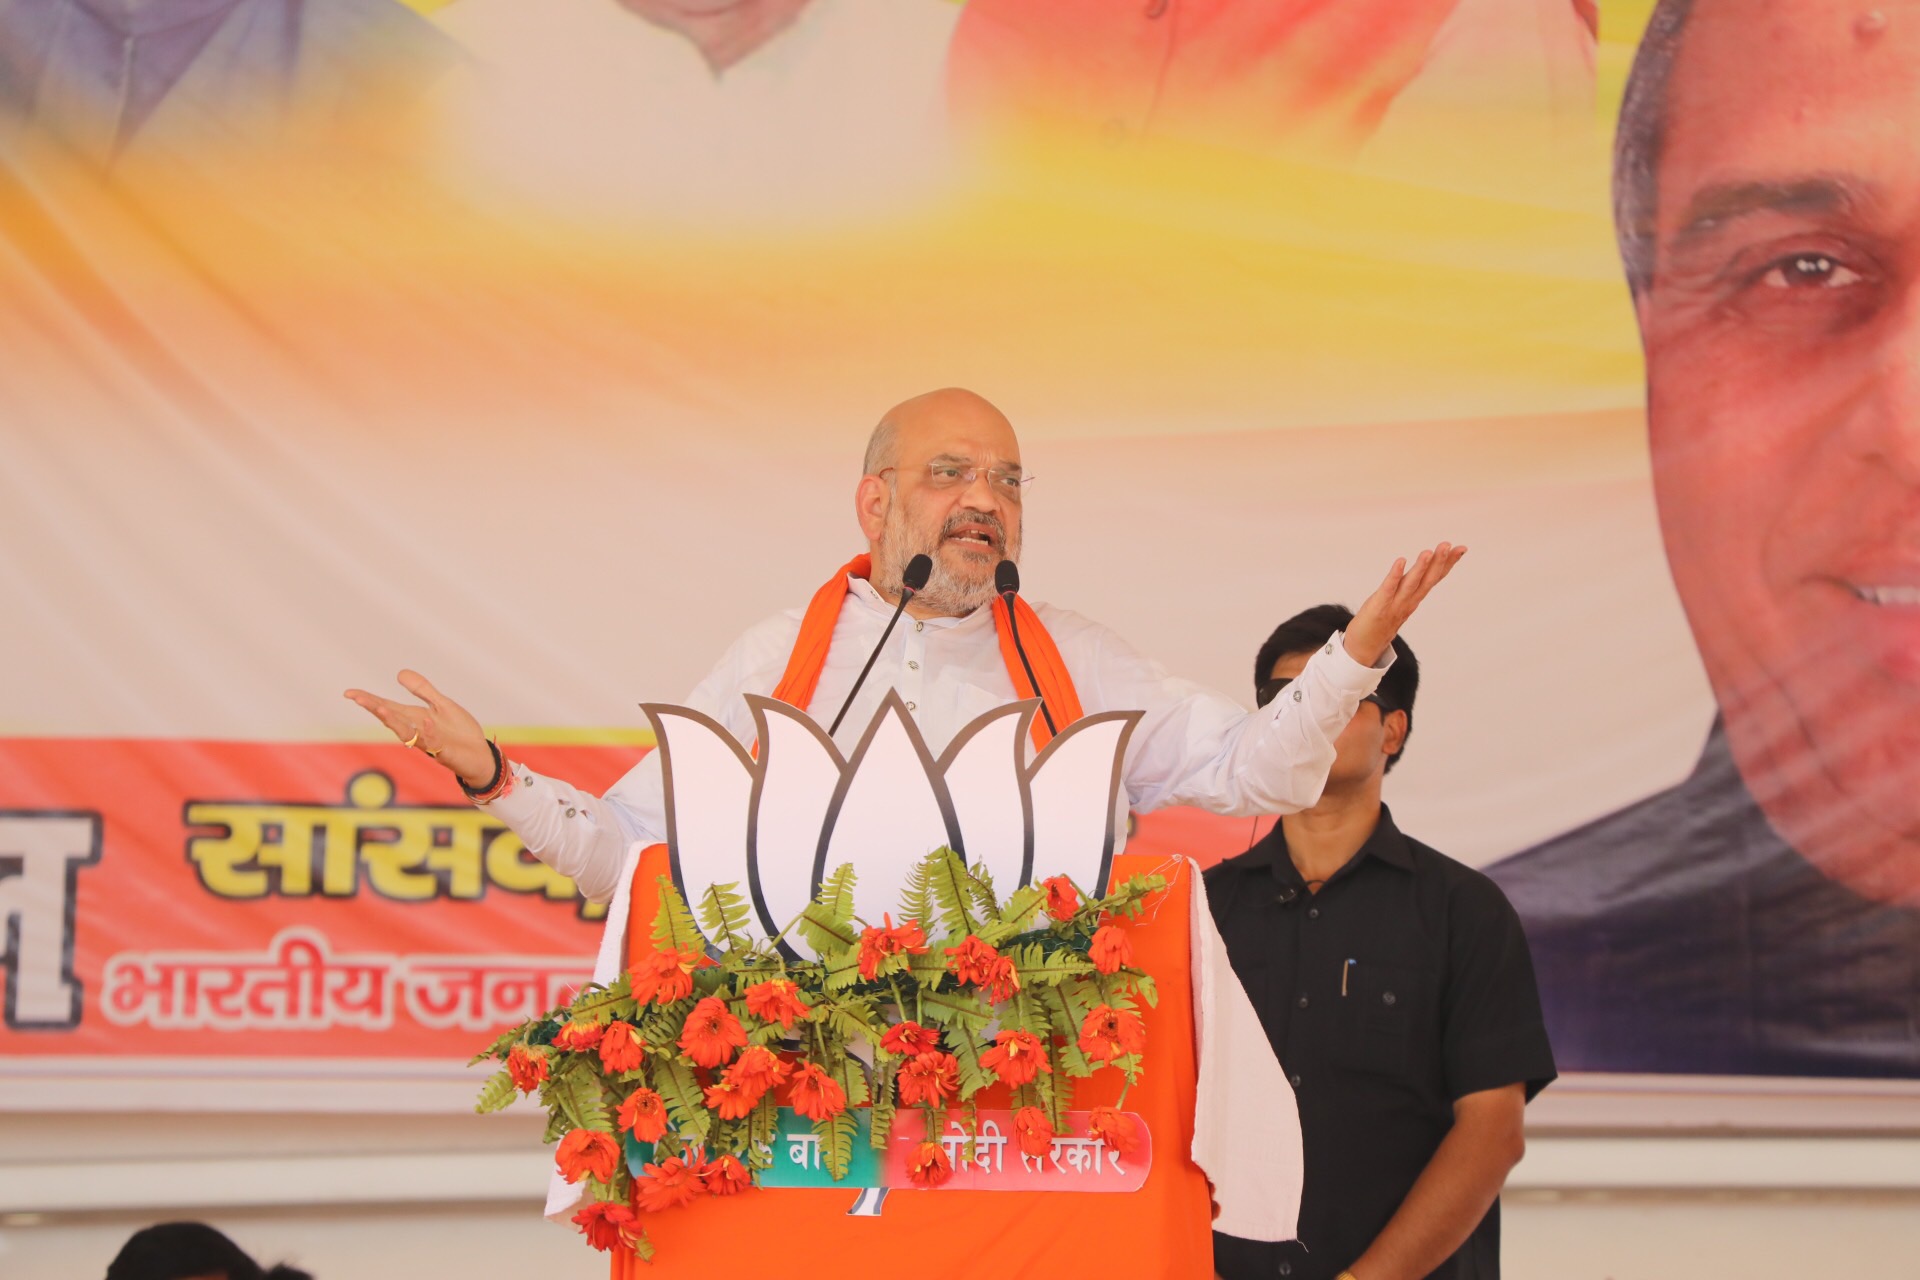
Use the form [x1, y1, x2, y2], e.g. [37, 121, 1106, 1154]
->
[1207, 605, 1556, 1280]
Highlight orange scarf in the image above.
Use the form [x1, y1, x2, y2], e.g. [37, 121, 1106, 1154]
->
[771, 554, 1083, 752]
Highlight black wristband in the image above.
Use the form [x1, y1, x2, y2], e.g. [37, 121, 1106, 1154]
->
[459, 738, 505, 799]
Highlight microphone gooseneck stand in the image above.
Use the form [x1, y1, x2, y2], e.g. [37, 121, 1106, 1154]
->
[828, 553, 933, 736]
[994, 559, 1057, 737]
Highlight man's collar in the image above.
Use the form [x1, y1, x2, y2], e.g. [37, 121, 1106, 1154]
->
[1249, 804, 1414, 882]
[1363, 806, 1415, 871]
[845, 574, 988, 630]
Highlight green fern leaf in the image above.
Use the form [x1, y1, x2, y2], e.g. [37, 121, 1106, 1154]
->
[474, 1069, 519, 1115]
[906, 947, 947, 991]
[1035, 1054, 1066, 1132]
[639, 998, 693, 1046]
[749, 1092, 780, 1168]
[651, 876, 706, 954]
[696, 882, 755, 953]
[966, 862, 999, 924]
[830, 1051, 872, 1109]
[1001, 883, 1045, 929]
[950, 1033, 993, 1101]
[979, 884, 1045, 946]
[799, 864, 862, 955]
[1128, 972, 1160, 1009]
[822, 999, 880, 1048]
[929, 847, 979, 940]
[556, 1062, 614, 1133]
[868, 1060, 897, 1149]
[1007, 941, 1095, 987]
[653, 1056, 712, 1140]
[821, 947, 865, 991]
[918, 986, 990, 1033]
[814, 1108, 858, 1181]
[820, 862, 858, 918]
[1042, 984, 1096, 1078]
[1008, 989, 1048, 1042]
[1093, 873, 1168, 921]
[898, 852, 939, 934]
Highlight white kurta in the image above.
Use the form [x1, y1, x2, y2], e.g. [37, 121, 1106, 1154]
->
[487, 574, 1388, 905]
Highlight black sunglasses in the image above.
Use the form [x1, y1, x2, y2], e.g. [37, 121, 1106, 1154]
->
[1256, 676, 1390, 714]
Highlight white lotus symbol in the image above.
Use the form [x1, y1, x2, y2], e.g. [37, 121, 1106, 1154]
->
[640, 691, 1141, 959]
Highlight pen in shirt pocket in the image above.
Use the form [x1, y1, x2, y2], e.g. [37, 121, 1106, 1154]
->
[1342, 958, 1355, 997]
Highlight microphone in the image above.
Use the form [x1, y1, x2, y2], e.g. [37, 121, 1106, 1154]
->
[828, 554, 932, 736]
[995, 559, 1057, 737]
[1275, 886, 1301, 908]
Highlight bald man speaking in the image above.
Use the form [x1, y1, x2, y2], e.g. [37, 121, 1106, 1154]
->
[348, 388, 1461, 907]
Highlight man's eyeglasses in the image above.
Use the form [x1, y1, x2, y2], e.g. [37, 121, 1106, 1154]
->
[1256, 676, 1389, 714]
[878, 462, 1035, 503]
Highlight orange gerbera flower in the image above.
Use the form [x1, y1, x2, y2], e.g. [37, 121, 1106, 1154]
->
[879, 1020, 941, 1058]
[1087, 1105, 1141, 1155]
[636, 1151, 707, 1212]
[572, 1201, 644, 1253]
[597, 1021, 646, 1074]
[703, 1078, 757, 1120]
[616, 1088, 669, 1143]
[896, 1051, 960, 1107]
[743, 978, 811, 1030]
[1089, 924, 1134, 975]
[857, 914, 930, 981]
[787, 1062, 848, 1122]
[1012, 1106, 1055, 1159]
[703, 1152, 753, 1196]
[1077, 1004, 1147, 1063]
[506, 1045, 550, 1093]
[979, 1029, 1052, 1087]
[552, 1019, 604, 1052]
[630, 946, 705, 1005]
[555, 1128, 622, 1185]
[705, 1045, 789, 1118]
[944, 934, 1000, 987]
[984, 954, 1022, 1002]
[1041, 875, 1080, 922]
[724, 1045, 790, 1098]
[906, 1139, 954, 1188]
[678, 996, 747, 1068]
[1082, 1105, 1136, 1159]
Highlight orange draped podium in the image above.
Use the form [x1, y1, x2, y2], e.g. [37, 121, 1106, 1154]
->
[610, 844, 1215, 1279]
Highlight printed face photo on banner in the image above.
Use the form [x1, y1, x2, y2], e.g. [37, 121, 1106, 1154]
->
[18, 1, 1911, 1105]
[1489, 0, 1920, 1080]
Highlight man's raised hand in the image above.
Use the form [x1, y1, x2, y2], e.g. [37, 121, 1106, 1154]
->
[343, 671, 495, 788]
[1344, 544, 1467, 667]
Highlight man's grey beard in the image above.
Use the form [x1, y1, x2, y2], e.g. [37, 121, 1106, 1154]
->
[875, 510, 1018, 617]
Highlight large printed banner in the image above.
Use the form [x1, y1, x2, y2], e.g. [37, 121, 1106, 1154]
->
[4, 0, 1918, 1108]
[0, 742, 628, 1072]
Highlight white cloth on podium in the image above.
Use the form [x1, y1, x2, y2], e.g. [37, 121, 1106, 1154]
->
[1191, 860, 1303, 1242]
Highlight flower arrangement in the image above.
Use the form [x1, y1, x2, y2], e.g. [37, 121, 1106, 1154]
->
[472, 846, 1165, 1261]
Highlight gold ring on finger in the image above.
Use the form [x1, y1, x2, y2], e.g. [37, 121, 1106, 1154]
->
[403, 731, 420, 749]
[424, 745, 442, 757]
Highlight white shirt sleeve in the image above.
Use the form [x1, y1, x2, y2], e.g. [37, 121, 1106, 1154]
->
[1087, 623, 1390, 818]
[478, 613, 797, 903]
